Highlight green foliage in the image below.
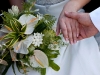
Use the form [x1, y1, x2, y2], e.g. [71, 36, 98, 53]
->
[41, 68, 46, 75]
[0, 1, 67, 75]
[49, 60, 60, 71]
[42, 14, 56, 30]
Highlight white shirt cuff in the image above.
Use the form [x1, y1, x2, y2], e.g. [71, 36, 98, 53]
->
[89, 7, 100, 31]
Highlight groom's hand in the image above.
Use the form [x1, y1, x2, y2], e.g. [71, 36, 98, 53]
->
[56, 14, 79, 44]
[65, 12, 99, 41]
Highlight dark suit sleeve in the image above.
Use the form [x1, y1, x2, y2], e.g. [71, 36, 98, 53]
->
[83, 0, 100, 12]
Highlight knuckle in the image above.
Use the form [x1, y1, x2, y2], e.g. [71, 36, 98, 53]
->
[61, 27, 67, 31]
[67, 29, 72, 33]
[59, 18, 63, 22]
[72, 29, 76, 32]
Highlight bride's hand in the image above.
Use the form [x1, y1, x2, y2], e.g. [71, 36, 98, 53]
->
[56, 12, 79, 44]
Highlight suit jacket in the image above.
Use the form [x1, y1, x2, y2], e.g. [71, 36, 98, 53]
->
[89, 7, 100, 47]
[90, 7, 100, 31]
[83, 0, 100, 12]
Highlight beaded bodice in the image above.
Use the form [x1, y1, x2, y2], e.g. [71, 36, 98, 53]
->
[36, 0, 65, 5]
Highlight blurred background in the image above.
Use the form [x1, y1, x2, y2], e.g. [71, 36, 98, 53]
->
[0, 0, 11, 23]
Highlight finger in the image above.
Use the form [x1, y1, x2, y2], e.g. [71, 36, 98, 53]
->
[56, 22, 60, 36]
[65, 11, 80, 38]
[77, 25, 86, 41]
[77, 35, 83, 41]
[60, 19, 68, 41]
[80, 25, 87, 38]
[71, 19, 78, 44]
[64, 12, 79, 20]
[76, 21, 79, 37]
[65, 18, 73, 44]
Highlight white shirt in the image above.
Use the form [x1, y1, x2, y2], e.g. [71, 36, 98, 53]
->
[89, 7, 100, 31]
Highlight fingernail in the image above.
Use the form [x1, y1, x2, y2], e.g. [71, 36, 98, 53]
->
[56, 32, 58, 36]
[77, 34, 79, 37]
[71, 41, 73, 45]
[65, 38, 68, 41]
[74, 40, 77, 44]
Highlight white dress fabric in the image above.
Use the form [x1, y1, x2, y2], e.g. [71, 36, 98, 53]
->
[6, 0, 100, 75]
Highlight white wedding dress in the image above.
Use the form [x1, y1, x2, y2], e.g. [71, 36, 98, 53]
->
[6, 0, 100, 75]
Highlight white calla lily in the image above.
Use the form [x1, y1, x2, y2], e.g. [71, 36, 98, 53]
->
[29, 50, 49, 68]
[0, 26, 11, 33]
[18, 14, 39, 34]
[13, 35, 33, 54]
[0, 59, 8, 65]
[10, 50, 18, 61]
[0, 30, 8, 45]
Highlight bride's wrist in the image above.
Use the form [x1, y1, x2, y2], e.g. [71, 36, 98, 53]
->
[62, 0, 82, 12]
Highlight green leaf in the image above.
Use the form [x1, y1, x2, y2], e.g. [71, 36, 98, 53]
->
[44, 49, 59, 59]
[3, 32, 17, 39]
[43, 14, 56, 30]
[49, 50, 59, 58]
[41, 68, 46, 75]
[49, 60, 60, 71]
[10, 20, 19, 32]
[21, 25, 27, 33]
[2, 12, 14, 27]
[13, 18, 22, 31]
[33, 22, 47, 33]
[22, 2, 32, 12]
[16, 61, 22, 73]
[12, 62, 16, 75]
[48, 53, 59, 58]
[28, 44, 35, 55]
[7, 37, 19, 47]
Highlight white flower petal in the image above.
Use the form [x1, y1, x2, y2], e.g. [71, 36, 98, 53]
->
[13, 41, 28, 54]
[48, 44, 60, 50]
[12, 5, 19, 15]
[0, 31, 8, 45]
[19, 14, 39, 34]
[8, 9, 14, 15]
[23, 35, 33, 48]
[0, 59, 8, 65]
[10, 50, 18, 61]
[29, 50, 49, 68]
[8, 5, 19, 16]
[0, 26, 10, 33]
[18, 14, 38, 25]
[32, 33, 44, 47]
[24, 25, 34, 34]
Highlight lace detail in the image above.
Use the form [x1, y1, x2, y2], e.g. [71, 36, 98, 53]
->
[36, 0, 65, 5]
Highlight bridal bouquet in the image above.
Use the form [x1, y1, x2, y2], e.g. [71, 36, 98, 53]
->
[0, 0, 66, 75]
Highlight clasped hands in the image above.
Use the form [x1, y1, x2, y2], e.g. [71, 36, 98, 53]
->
[56, 12, 99, 44]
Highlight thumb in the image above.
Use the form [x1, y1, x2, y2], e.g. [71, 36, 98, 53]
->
[64, 12, 79, 20]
